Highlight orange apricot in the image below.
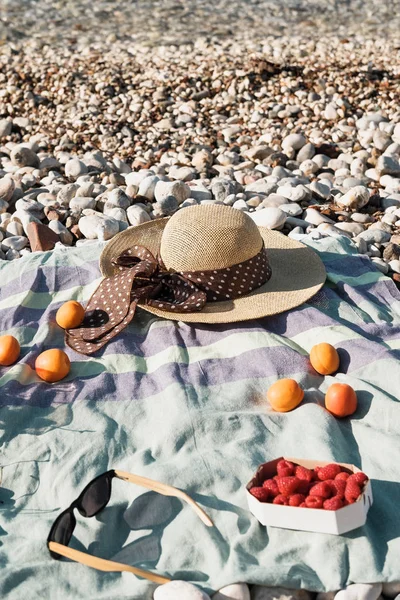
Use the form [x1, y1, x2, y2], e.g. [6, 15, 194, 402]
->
[267, 378, 304, 413]
[35, 349, 70, 383]
[310, 343, 340, 375]
[325, 383, 357, 418]
[56, 301, 85, 329]
[0, 335, 20, 366]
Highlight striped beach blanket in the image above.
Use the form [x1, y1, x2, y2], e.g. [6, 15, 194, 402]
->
[1, 235, 400, 599]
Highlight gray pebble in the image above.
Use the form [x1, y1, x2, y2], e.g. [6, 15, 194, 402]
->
[11, 145, 40, 168]
[1, 235, 28, 251]
[371, 257, 389, 274]
[0, 177, 15, 202]
[156, 194, 179, 216]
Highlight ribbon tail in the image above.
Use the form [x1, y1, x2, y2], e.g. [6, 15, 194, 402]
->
[65, 299, 139, 355]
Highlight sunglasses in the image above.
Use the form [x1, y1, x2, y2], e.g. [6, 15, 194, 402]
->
[47, 469, 213, 585]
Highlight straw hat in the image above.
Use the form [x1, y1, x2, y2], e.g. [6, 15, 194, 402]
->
[99, 204, 326, 323]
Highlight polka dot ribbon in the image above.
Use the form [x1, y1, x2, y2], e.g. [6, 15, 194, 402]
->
[66, 244, 272, 355]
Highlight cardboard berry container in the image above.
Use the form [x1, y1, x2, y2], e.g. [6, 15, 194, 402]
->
[246, 457, 373, 535]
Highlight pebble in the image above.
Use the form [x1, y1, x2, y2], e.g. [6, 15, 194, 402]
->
[212, 583, 250, 599]
[296, 143, 315, 163]
[376, 155, 400, 177]
[10, 145, 40, 168]
[138, 175, 160, 201]
[335, 584, 382, 600]
[371, 258, 389, 274]
[336, 186, 370, 210]
[1, 236, 28, 251]
[155, 195, 179, 216]
[155, 180, 191, 205]
[153, 581, 210, 600]
[383, 243, 400, 262]
[282, 133, 307, 151]
[78, 215, 119, 240]
[250, 587, 313, 600]
[249, 207, 286, 229]
[334, 222, 365, 236]
[0, 119, 12, 138]
[389, 260, 400, 274]
[279, 203, 302, 216]
[65, 158, 87, 179]
[6, 248, 20, 260]
[382, 584, 400, 598]
[126, 204, 152, 226]
[6, 221, 24, 237]
[356, 229, 391, 244]
[310, 181, 331, 200]
[277, 186, 308, 203]
[0, 199, 9, 214]
[48, 220, 73, 245]
[69, 197, 97, 211]
[0, 178, 15, 203]
[106, 188, 131, 210]
[351, 213, 371, 224]
[303, 208, 335, 226]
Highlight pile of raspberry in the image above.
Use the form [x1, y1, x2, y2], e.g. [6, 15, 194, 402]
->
[249, 460, 368, 510]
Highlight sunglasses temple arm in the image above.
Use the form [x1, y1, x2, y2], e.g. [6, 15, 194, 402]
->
[114, 469, 214, 528]
[48, 541, 170, 585]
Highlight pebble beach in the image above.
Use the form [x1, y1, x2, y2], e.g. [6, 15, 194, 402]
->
[1, 1, 400, 599]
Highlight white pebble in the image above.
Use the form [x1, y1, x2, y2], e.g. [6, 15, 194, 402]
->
[249, 207, 286, 229]
[212, 583, 250, 600]
[126, 204, 152, 226]
[335, 583, 382, 600]
[153, 581, 210, 600]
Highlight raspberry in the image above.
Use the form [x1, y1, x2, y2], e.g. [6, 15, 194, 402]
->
[295, 465, 313, 482]
[317, 464, 342, 481]
[297, 479, 312, 495]
[345, 480, 362, 503]
[262, 478, 279, 496]
[335, 472, 350, 481]
[305, 496, 323, 508]
[273, 494, 289, 505]
[309, 481, 332, 499]
[277, 460, 295, 477]
[299, 502, 307, 507]
[249, 486, 270, 502]
[323, 496, 344, 511]
[289, 494, 306, 507]
[329, 478, 346, 497]
[348, 472, 368, 486]
[276, 476, 300, 496]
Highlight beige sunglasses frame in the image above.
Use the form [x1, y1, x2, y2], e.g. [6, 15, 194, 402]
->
[48, 469, 214, 585]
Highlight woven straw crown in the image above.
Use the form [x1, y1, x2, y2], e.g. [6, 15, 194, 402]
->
[99, 203, 326, 324]
[160, 204, 263, 272]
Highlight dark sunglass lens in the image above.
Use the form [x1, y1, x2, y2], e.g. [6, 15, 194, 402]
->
[51, 510, 75, 548]
[79, 475, 112, 517]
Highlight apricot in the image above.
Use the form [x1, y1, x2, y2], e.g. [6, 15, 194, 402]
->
[310, 342, 340, 375]
[325, 382, 357, 418]
[56, 301, 85, 330]
[35, 349, 70, 383]
[267, 378, 304, 413]
[0, 335, 20, 366]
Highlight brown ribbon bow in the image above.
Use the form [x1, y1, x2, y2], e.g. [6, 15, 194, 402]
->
[66, 244, 271, 355]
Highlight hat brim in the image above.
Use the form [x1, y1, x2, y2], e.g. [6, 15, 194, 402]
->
[99, 218, 326, 323]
